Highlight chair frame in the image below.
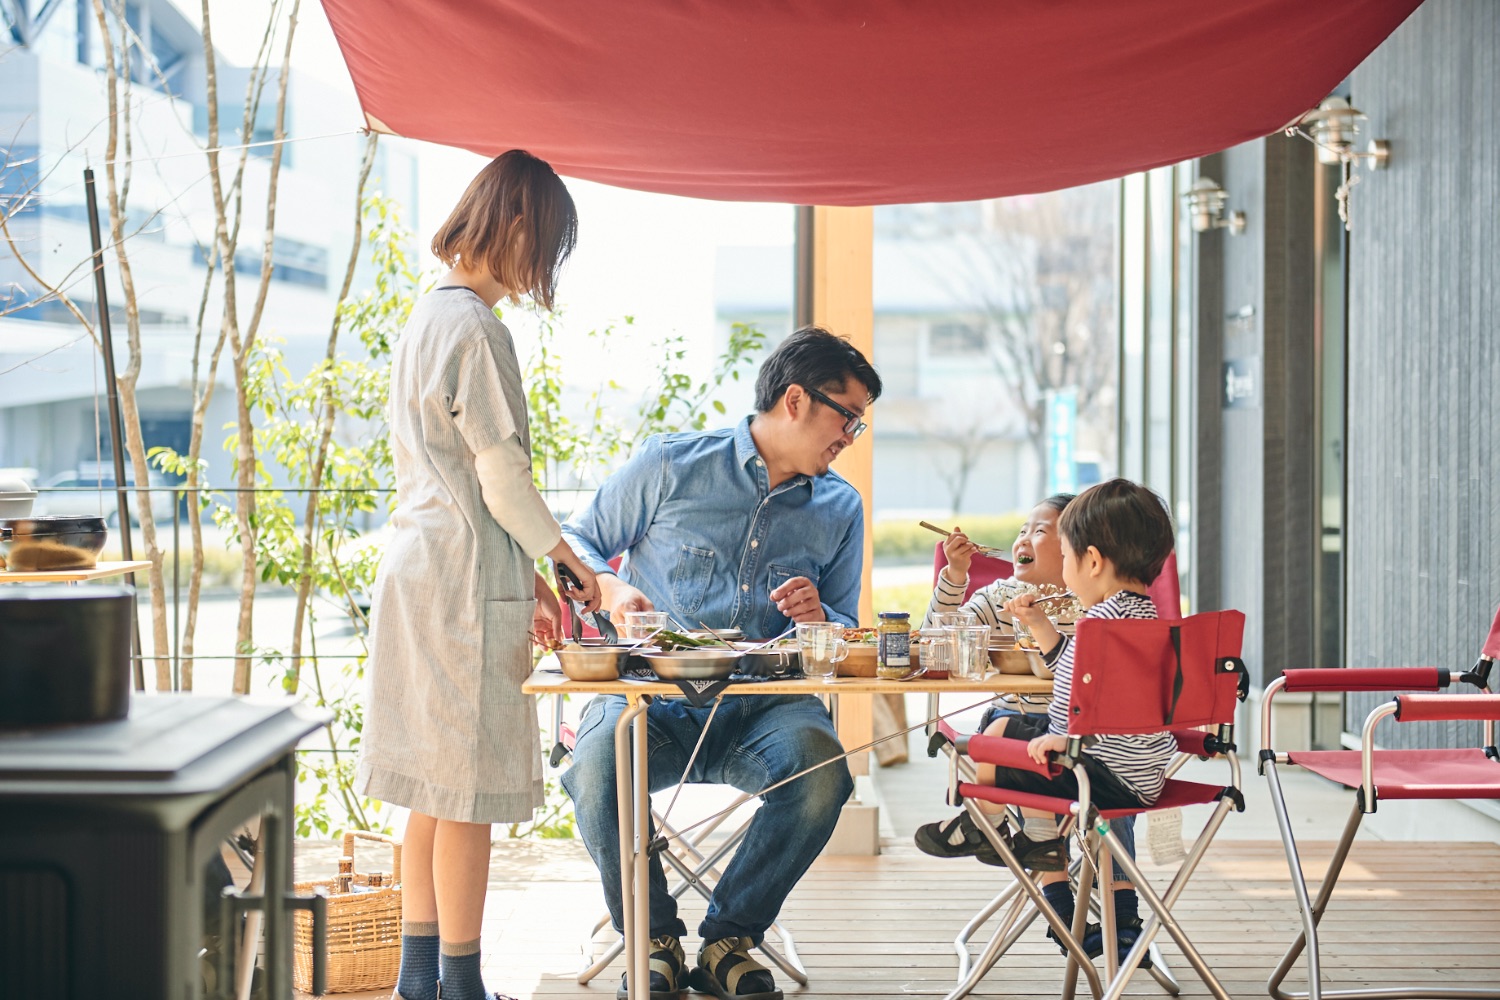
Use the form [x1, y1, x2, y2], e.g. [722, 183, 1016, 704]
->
[545, 697, 810, 987]
[1259, 651, 1500, 1000]
[931, 611, 1249, 1000]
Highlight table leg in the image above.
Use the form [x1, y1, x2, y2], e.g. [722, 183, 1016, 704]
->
[633, 695, 652, 998]
[614, 695, 652, 1000]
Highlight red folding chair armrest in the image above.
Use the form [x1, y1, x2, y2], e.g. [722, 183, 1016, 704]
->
[1280, 666, 1451, 693]
[965, 733, 1063, 777]
[1392, 693, 1500, 722]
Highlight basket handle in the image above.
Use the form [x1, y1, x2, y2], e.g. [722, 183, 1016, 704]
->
[340, 829, 403, 885]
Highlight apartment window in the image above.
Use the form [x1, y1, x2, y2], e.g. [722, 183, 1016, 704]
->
[928, 321, 986, 357]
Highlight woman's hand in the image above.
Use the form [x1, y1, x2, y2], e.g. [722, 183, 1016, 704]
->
[1027, 732, 1067, 764]
[547, 539, 601, 613]
[531, 571, 563, 647]
[942, 526, 977, 585]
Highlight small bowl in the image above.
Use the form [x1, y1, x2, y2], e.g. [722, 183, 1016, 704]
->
[739, 647, 800, 678]
[640, 648, 743, 681]
[0, 515, 108, 572]
[556, 644, 630, 682]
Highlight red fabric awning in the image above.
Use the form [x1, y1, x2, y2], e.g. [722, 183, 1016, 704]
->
[319, 0, 1421, 205]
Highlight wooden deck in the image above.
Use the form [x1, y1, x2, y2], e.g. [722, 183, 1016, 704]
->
[298, 837, 1500, 1000]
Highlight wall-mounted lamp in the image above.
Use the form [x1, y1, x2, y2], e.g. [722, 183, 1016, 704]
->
[1295, 97, 1390, 170]
[1183, 178, 1246, 235]
[1286, 96, 1390, 229]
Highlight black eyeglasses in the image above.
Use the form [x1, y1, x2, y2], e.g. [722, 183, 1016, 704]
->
[802, 385, 868, 439]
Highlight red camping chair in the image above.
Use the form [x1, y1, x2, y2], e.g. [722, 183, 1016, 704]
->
[1147, 550, 1182, 620]
[933, 541, 1015, 601]
[938, 611, 1249, 1000]
[1259, 604, 1500, 1000]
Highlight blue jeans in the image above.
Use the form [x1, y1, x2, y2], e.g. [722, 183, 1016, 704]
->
[977, 704, 1137, 883]
[561, 694, 854, 944]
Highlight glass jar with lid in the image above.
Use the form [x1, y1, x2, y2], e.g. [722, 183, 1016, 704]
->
[876, 612, 912, 679]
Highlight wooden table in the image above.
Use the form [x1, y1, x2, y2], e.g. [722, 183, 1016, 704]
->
[0, 559, 152, 584]
[523, 667, 1053, 1000]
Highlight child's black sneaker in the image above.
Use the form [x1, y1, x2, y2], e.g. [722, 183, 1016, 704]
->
[913, 811, 1001, 864]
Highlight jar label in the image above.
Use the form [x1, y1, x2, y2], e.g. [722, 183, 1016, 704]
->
[878, 631, 910, 667]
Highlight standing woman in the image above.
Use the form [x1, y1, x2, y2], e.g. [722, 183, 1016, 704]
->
[357, 150, 600, 1000]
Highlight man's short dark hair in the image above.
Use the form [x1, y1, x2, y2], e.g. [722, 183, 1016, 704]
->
[753, 326, 883, 413]
[1058, 478, 1175, 585]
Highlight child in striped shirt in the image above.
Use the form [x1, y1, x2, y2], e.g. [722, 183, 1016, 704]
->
[915, 478, 1176, 966]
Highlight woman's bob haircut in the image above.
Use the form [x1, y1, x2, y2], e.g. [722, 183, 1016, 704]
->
[431, 149, 578, 311]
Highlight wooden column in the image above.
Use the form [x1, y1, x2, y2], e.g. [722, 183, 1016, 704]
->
[804, 205, 875, 777]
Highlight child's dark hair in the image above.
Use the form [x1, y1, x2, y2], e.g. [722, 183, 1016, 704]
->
[1058, 478, 1174, 584]
[1038, 493, 1075, 514]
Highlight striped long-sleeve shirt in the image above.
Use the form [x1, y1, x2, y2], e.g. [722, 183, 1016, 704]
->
[922, 572, 1081, 633]
[1042, 590, 1177, 804]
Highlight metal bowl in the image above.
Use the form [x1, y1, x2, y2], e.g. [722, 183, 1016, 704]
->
[738, 647, 800, 678]
[639, 648, 743, 681]
[555, 644, 630, 682]
[0, 516, 109, 572]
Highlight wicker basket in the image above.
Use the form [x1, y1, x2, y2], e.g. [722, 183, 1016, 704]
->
[293, 830, 403, 994]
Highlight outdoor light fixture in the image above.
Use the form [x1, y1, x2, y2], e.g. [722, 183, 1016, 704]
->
[1286, 96, 1390, 229]
[1183, 178, 1246, 235]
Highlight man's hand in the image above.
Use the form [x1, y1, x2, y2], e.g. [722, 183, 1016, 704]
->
[771, 576, 826, 624]
[1027, 732, 1067, 764]
[598, 573, 655, 623]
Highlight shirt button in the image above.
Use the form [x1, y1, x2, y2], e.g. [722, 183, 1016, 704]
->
[750, 540, 759, 549]
[755, 458, 763, 466]
[741, 584, 750, 592]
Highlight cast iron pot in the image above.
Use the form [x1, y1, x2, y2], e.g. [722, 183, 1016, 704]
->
[0, 515, 109, 572]
[0, 585, 133, 727]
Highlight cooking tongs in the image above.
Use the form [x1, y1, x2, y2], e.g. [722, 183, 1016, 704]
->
[555, 562, 619, 643]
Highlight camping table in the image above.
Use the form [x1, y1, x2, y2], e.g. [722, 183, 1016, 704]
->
[523, 668, 1052, 1000]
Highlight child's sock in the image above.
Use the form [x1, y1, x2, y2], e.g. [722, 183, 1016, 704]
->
[438, 938, 487, 1000]
[1041, 881, 1076, 924]
[1023, 815, 1059, 841]
[395, 921, 439, 1000]
[1114, 887, 1140, 925]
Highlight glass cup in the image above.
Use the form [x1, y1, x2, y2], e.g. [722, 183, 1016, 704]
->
[621, 611, 669, 640]
[931, 611, 978, 628]
[950, 624, 992, 680]
[797, 622, 848, 682]
[917, 633, 955, 678]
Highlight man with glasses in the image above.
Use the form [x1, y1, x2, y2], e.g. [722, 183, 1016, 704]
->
[559, 326, 881, 1000]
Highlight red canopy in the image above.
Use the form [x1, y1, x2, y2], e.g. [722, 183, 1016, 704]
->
[320, 0, 1421, 205]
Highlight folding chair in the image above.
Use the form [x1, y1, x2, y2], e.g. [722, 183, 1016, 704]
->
[1259, 604, 1500, 1000]
[938, 610, 1249, 1000]
[932, 541, 1014, 599]
[544, 705, 809, 987]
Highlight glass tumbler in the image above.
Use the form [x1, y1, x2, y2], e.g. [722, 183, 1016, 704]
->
[932, 611, 979, 628]
[917, 633, 955, 679]
[621, 611, 669, 640]
[797, 622, 848, 682]
[950, 624, 992, 680]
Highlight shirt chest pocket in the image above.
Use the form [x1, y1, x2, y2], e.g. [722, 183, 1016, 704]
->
[670, 544, 716, 616]
[763, 563, 820, 635]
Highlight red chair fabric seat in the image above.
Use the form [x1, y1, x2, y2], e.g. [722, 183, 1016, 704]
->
[957, 776, 1231, 819]
[1284, 748, 1500, 800]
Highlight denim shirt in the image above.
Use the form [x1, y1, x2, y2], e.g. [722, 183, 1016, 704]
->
[561, 417, 864, 639]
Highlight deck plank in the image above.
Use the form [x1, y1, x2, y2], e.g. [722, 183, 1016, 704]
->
[297, 838, 1500, 1000]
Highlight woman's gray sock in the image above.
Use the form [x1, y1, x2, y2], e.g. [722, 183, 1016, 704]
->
[395, 921, 439, 1000]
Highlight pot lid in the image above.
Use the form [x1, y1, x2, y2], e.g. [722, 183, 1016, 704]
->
[0, 473, 36, 496]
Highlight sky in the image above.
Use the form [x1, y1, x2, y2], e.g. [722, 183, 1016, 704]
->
[168, 0, 793, 395]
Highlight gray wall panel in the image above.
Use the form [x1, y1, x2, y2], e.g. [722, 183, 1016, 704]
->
[1341, 0, 1500, 747]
